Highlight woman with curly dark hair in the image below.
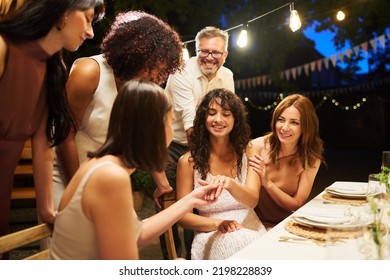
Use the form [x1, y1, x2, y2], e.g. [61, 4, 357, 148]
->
[53, 10, 183, 209]
[0, 0, 105, 245]
[248, 94, 325, 229]
[176, 88, 266, 259]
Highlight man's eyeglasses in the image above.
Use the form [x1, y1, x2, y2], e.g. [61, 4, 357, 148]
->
[197, 49, 224, 59]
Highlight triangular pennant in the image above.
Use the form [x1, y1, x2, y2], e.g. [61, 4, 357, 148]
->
[310, 61, 316, 72]
[323, 58, 329, 69]
[256, 76, 261, 86]
[291, 68, 297, 80]
[262, 76, 267, 85]
[268, 78, 272, 85]
[247, 78, 252, 89]
[338, 52, 344, 62]
[316, 60, 322, 72]
[303, 63, 310, 76]
[369, 38, 377, 53]
[361, 41, 368, 54]
[330, 54, 337, 67]
[297, 65, 302, 76]
[353, 45, 360, 56]
[236, 80, 241, 90]
[284, 69, 290, 81]
[378, 34, 386, 49]
[345, 49, 352, 59]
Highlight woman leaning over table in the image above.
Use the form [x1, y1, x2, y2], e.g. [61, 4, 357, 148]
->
[53, 10, 183, 209]
[49, 80, 221, 260]
[248, 94, 325, 229]
[0, 0, 105, 247]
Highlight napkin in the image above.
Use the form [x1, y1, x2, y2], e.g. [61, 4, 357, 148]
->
[294, 207, 351, 224]
[326, 181, 368, 195]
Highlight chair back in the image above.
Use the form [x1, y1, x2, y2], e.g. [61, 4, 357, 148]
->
[161, 191, 178, 260]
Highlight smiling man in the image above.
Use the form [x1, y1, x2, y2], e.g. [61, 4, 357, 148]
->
[155, 26, 234, 259]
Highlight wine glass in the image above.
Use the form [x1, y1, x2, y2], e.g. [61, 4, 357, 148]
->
[382, 151, 390, 172]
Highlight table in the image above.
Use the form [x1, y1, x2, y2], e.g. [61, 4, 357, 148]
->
[229, 188, 371, 260]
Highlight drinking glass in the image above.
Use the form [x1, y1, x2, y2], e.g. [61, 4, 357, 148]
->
[325, 225, 366, 259]
[382, 151, 390, 171]
[368, 173, 383, 196]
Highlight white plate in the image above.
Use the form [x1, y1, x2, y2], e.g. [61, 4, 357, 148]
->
[291, 214, 372, 230]
[325, 181, 381, 199]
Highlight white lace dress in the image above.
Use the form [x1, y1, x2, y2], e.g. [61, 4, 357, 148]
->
[191, 155, 267, 260]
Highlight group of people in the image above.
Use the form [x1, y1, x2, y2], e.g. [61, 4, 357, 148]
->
[0, 0, 324, 260]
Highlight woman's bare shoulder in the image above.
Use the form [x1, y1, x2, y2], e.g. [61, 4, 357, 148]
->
[0, 35, 7, 78]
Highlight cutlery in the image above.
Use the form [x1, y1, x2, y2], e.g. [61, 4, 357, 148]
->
[278, 236, 327, 247]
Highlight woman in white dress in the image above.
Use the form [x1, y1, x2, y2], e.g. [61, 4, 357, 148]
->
[176, 88, 267, 260]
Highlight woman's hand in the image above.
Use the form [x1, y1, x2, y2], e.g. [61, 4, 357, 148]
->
[217, 220, 242, 233]
[248, 154, 269, 187]
[195, 179, 223, 204]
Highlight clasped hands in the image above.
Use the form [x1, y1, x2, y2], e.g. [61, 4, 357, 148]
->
[197, 174, 232, 202]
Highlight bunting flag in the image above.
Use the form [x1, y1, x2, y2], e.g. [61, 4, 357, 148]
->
[353, 45, 360, 56]
[234, 32, 389, 88]
[361, 42, 368, 54]
[310, 61, 316, 72]
[369, 38, 377, 52]
[323, 58, 329, 70]
[338, 52, 344, 63]
[345, 49, 352, 59]
[378, 35, 385, 48]
[303, 63, 310, 76]
[330, 54, 337, 67]
[316, 59, 322, 72]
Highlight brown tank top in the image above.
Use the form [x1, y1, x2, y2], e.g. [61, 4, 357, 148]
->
[0, 36, 50, 140]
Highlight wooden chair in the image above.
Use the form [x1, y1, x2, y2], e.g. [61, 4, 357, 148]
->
[161, 191, 178, 260]
[0, 223, 53, 260]
[12, 139, 35, 200]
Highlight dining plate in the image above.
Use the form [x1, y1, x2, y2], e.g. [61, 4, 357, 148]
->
[325, 181, 381, 199]
[291, 214, 372, 230]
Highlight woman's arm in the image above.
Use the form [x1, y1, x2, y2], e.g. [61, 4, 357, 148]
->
[32, 111, 55, 224]
[0, 35, 7, 77]
[56, 58, 100, 181]
[137, 181, 221, 248]
[173, 153, 225, 233]
[250, 153, 321, 212]
[85, 165, 139, 259]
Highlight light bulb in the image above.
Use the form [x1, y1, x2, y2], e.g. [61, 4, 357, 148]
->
[182, 45, 190, 61]
[289, 9, 302, 32]
[336, 10, 345, 21]
[237, 29, 248, 48]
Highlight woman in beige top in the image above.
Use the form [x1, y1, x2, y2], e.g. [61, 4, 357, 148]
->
[50, 80, 221, 259]
[248, 94, 325, 229]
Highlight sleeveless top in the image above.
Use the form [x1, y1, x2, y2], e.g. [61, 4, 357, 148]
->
[49, 161, 143, 260]
[191, 154, 266, 259]
[74, 54, 118, 164]
[254, 139, 304, 227]
[52, 54, 117, 204]
[0, 37, 50, 140]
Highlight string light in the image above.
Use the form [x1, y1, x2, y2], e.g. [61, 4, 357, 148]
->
[242, 94, 368, 111]
[183, 1, 302, 55]
[182, 43, 190, 61]
[237, 23, 248, 48]
[336, 10, 345, 21]
[289, 2, 302, 32]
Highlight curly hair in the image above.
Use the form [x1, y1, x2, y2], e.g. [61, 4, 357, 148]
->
[266, 94, 324, 169]
[189, 88, 251, 180]
[101, 11, 183, 85]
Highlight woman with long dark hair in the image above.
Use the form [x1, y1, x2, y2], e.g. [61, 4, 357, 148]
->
[0, 0, 105, 245]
